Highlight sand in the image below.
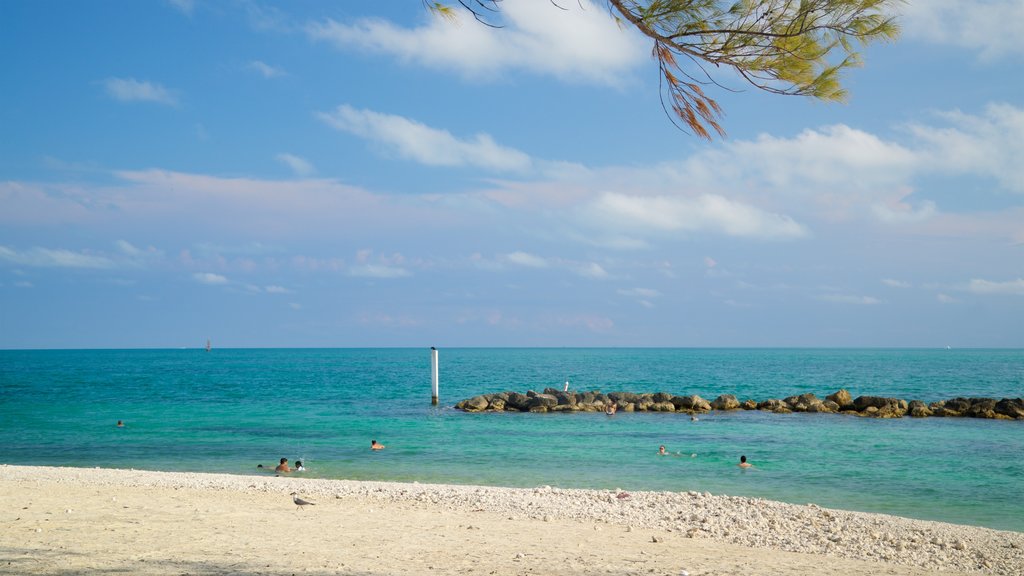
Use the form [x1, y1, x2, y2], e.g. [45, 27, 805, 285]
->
[1, 465, 1021, 575]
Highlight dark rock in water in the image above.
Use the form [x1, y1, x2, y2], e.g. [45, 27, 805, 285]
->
[452, 390, 1021, 420]
[757, 398, 787, 411]
[806, 401, 835, 414]
[966, 398, 998, 418]
[995, 398, 1024, 419]
[827, 389, 853, 408]
[527, 394, 558, 410]
[782, 393, 824, 413]
[853, 396, 907, 417]
[936, 397, 971, 416]
[670, 395, 694, 410]
[908, 400, 933, 418]
[507, 392, 531, 411]
[711, 394, 740, 411]
[457, 395, 490, 412]
[610, 391, 639, 404]
[555, 391, 576, 406]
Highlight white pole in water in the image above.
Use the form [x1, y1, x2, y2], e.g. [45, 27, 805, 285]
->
[430, 347, 439, 405]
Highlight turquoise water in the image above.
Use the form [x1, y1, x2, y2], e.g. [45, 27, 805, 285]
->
[1, 348, 1021, 531]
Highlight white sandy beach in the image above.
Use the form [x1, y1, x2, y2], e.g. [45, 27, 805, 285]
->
[1, 465, 1021, 576]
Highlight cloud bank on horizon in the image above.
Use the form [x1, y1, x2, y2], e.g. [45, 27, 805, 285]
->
[0, 0, 1021, 348]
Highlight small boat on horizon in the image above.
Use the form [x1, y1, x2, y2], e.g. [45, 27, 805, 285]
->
[205, 339, 211, 352]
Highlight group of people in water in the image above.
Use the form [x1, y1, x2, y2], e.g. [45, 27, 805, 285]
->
[260, 440, 386, 474]
[658, 445, 753, 468]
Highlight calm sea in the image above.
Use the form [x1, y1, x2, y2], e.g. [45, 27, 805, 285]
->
[1, 348, 1021, 531]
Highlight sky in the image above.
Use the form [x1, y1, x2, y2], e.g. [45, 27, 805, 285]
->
[1, 0, 1022, 349]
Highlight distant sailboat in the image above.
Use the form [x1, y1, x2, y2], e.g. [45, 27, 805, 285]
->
[206, 339, 211, 352]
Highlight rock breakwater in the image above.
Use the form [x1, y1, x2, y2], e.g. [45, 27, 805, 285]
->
[455, 388, 1024, 419]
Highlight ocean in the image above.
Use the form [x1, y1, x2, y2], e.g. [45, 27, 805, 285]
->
[1, 348, 1021, 531]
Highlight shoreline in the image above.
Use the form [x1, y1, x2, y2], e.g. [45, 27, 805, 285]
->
[2, 465, 1021, 575]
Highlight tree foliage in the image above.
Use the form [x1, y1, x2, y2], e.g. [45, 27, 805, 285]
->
[424, 0, 901, 139]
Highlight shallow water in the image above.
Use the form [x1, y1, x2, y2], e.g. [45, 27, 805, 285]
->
[1, 348, 1021, 531]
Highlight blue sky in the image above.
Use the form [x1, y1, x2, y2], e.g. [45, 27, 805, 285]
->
[1, 1, 1022, 349]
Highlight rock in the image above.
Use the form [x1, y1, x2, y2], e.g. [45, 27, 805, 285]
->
[741, 399, 758, 410]
[527, 394, 558, 410]
[995, 398, 1024, 419]
[827, 389, 853, 408]
[689, 395, 711, 412]
[853, 396, 907, 418]
[671, 395, 695, 410]
[711, 394, 740, 411]
[506, 392, 531, 411]
[609, 392, 639, 404]
[652, 391, 674, 403]
[908, 400, 932, 418]
[457, 395, 490, 412]
[806, 401, 834, 413]
[966, 398, 998, 418]
[650, 401, 676, 412]
[554, 392, 576, 406]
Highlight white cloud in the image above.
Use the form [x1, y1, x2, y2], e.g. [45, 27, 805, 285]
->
[0, 245, 115, 269]
[937, 294, 958, 304]
[318, 105, 531, 172]
[247, 60, 286, 78]
[167, 0, 194, 16]
[306, 1, 645, 85]
[349, 265, 411, 279]
[193, 272, 228, 285]
[906, 103, 1024, 194]
[882, 278, 912, 289]
[819, 294, 882, 305]
[967, 278, 1024, 295]
[902, 0, 1024, 60]
[688, 124, 921, 224]
[103, 77, 178, 106]
[265, 285, 291, 294]
[872, 200, 937, 224]
[276, 153, 315, 177]
[575, 262, 609, 279]
[618, 287, 661, 298]
[582, 192, 808, 240]
[506, 251, 548, 268]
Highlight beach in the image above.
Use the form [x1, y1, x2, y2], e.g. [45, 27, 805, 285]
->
[2, 466, 1021, 575]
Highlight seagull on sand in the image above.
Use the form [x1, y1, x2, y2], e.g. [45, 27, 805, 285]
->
[290, 492, 316, 511]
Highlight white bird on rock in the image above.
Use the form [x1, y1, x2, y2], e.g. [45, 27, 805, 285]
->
[290, 492, 316, 510]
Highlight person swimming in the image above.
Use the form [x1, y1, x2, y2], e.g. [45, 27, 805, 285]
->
[275, 457, 291, 472]
[738, 455, 752, 468]
[294, 460, 305, 471]
[371, 440, 385, 451]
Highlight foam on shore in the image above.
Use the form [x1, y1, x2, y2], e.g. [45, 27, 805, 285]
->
[2, 465, 1021, 575]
